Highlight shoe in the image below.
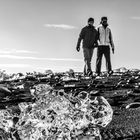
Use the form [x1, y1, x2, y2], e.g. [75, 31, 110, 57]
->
[107, 70, 113, 77]
[87, 71, 93, 76]
[95, 72, 101, 77]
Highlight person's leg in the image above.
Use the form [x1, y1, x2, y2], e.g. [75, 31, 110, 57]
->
[104, 46, 112, 73]
[83, 64, 87, 76]
[83, 47, 90, 75]
[88, 48, 94, 75]
[96, 47, 103, 75]
[89, 48, 94, 62]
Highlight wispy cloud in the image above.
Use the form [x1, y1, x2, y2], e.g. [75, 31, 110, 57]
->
[0, 64, 30, 68]
[0, 55, 83, 62]
[36, 66, 82, 72]
[14, 50, 37, 54]
[44, 24, 77, 30]
[130, 16, 140, 20]
[0, 49, 37, 54]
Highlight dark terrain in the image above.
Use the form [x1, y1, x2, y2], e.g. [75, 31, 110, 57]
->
[0, 68, 140, 140]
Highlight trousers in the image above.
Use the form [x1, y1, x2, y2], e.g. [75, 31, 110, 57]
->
[83, 47, 94, 75]
[96, 46, 112, 74]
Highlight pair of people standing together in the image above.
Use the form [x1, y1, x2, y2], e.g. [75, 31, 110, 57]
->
[76, 17, 115, 76]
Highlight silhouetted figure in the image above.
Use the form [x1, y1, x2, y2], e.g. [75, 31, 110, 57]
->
[96, 17, 115, 76]
[76, 18, 98, 76]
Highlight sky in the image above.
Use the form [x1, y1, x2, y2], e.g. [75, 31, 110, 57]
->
[0, 0, 140, 74]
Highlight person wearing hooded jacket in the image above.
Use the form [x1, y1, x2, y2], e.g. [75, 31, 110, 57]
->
[76, 17, 98, 76]
[95, 16, 115, 76]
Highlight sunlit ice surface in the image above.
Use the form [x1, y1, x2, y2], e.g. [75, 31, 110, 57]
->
[0, 84, 113, 140]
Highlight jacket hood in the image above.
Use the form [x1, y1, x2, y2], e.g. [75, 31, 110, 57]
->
[87, 25, 95, 28]
[100, 23, 109, 28]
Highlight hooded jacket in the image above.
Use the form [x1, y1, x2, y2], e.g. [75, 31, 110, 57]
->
[77, 25, 98, 48]
[98, 25, 114, 47]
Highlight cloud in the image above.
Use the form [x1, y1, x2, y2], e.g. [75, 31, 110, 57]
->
[36, 65, 82, 72]
[13, 50, 37, 54]
[0, 64, 30, 68]
[0, 49, 37, 54]
[0, 55, 83, 62]
[44, 24, 77, 30]
[130, 16, 140, 20]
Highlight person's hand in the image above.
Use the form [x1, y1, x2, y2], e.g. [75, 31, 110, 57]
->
[94, 43, 98, 48]
[112, 47, 115, 54]
[76, 46, 80, 52]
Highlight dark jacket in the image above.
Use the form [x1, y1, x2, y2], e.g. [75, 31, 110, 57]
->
[77, 25, 98, 48]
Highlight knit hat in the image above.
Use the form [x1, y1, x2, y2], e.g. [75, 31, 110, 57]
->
[88, 17, 94, 22]
[101, 16, 108, 21]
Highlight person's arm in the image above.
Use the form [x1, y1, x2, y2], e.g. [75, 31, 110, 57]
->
[109, 29, 115, 54]
[94, 28, 99, 47]
[76, 28, 85, 52]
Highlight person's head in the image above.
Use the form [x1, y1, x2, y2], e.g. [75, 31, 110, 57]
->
[100, 16, 108, 27]
[88, 17, 94, 26]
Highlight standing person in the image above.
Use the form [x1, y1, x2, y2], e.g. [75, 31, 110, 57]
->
[76, 17, 98, 76]
[96, 16, 115, 76]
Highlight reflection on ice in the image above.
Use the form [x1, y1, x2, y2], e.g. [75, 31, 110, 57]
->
[0, 84, 113, 140]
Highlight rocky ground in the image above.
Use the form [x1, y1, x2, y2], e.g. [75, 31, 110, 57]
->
[0, 68, 140, 140]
